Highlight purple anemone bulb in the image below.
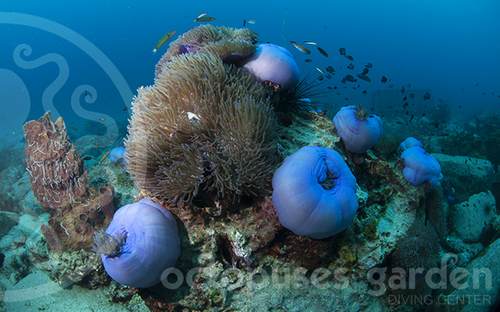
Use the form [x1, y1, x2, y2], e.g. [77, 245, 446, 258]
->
[243, 43, 300, 90]
[333, 105, 383, 153]
[399, 137, 442, 187]
[94, 198, 181, 288]
[272, 146, 358, 239]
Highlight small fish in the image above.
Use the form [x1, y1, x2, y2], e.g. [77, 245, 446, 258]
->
[152, 30, 176, 53]
[364, 63, 373, 69]
[361, 68, 369, 75]
[423, 92, 432, 101]
[187, 112, 201, 122]
[409, 93, 415, 99]
[341, 74, 356, 83]
[409, 114, 414, 122]
[402, 96, 407, 101]
[318, 75, 325, 81]
[317, 46, 329, 57]
[326, 65, 335, 74]
[345, 55, 354, 61]
[400, 86, 406, 94]
[403, 102, 409, 108]
[298, 98, 312, 103]
[325, 74, 333, 79]
[347, 63, 354, 70]
[339, 48, 346, 56]
[194, 13, 216, 23]
[290, 41, 311, 54]
[243, 18, 256, 26]
[82, 155, 93, 161]
[357, 74, 371, 82]
[362, 90, 367, 94]
[315, 67, 325, 75]
[303, 41, 318, 46]
[381, 76, 388, 83]
[304, 58, 313, 63]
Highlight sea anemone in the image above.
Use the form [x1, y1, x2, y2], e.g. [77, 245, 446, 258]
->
[95, 198, 180, 288]
[272, 146, 358, 239]
[333, 105, 383, 153]
[242, 43, 300, 90]
[156, 25, 257, 78]
[126, 50, 278, 208]
[400, 137, 442, 186]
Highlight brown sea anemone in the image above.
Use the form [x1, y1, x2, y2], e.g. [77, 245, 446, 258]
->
[126, 51, 278, 210]
[155, 25, 257, 78]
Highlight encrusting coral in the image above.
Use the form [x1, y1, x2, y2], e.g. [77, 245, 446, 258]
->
[126, 39, 278, 209]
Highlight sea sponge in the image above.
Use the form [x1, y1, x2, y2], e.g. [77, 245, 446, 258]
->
[272, 146, 358, 239]
[333, 105, 383, 153]
[156, 25, 257, 78]
[126, 50, 278, 208]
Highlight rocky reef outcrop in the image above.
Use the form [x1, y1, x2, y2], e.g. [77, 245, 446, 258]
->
[23, 112, 115, 251]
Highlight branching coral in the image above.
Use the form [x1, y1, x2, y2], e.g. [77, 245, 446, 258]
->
[126, 50, 278, 208]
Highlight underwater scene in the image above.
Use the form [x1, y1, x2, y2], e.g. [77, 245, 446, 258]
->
[0, 0, 499, 311]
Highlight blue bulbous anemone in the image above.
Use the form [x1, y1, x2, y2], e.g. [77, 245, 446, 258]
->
[243, 43, 300, 91]
[333, 105, 383, 153]
[399, 137, 442, 187]
[108, 146, 126, 165]
[93, 198, 180, 288]
[272, 146, 358, 239]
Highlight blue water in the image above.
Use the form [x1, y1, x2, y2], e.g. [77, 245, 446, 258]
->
[0, 0, 499, 143]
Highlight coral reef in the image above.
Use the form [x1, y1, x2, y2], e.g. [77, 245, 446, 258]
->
[126, 39, 278, 208]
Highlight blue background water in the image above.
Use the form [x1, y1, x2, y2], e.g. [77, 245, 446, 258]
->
[0, 0, 499, 145]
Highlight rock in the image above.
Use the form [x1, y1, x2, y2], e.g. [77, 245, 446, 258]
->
[432, 153, 495, 200]
[0, 211, 18, 237]
[450, 191, 496, 243]
[446, 239, 500, 312]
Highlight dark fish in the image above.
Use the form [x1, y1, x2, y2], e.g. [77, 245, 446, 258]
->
[326, 65, 335, 73]
[403, 102, 409, 108]
[82, 155, 93, 161]
[361, 67, 369, 75]
[345, 55, 354, 61]
[364, 63, 373, 68]
[341, 74, 356, 83]
[327, 86, 333, 90]
[362, 90, 367, 94]
[409, 114, 414, 122]
[402, 96, 407, 101]
[347, 63, 354, 70]
[381, 75, 388, 83]
[339, 47, 346, 56]
[318, 75, 325, 81]
[423, 92, 432, 101]
[409, 93, 415, 99]
[357, 74, 371, 82]
[304, 58, 313, 63]
[317, 46, 329, 57]
[325, 74, 333, 79]
[400, 86, 406, 94]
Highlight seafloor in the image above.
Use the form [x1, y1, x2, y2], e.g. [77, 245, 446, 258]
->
[1, 25, 500, 312]
[0, 110, 499, 312]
